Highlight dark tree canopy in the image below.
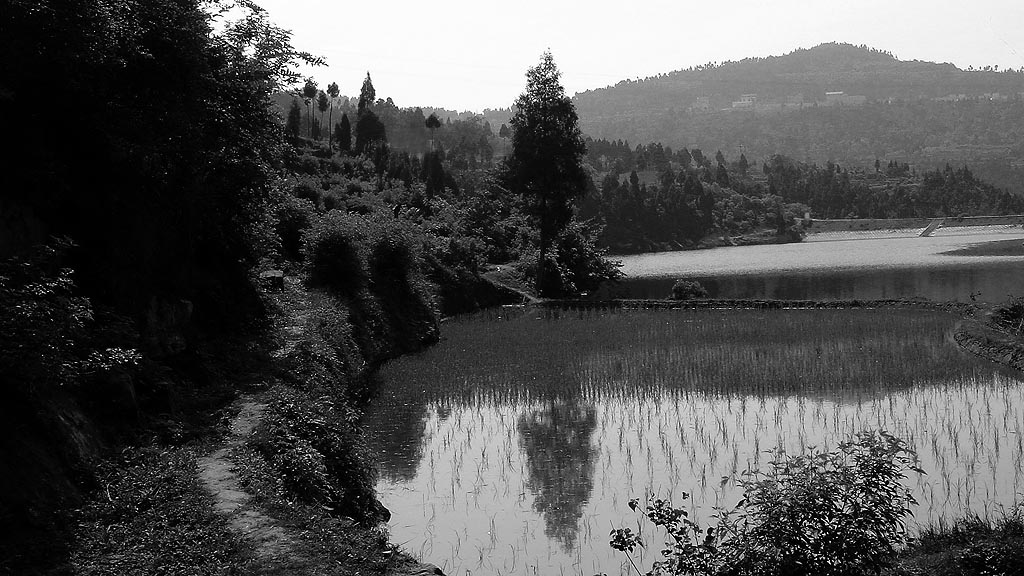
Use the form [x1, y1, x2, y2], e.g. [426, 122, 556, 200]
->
[355, 109, 386, 154]
[337, 113, 352, 152]
[507, 51, 588, 295]
[286, 99, 302, 137]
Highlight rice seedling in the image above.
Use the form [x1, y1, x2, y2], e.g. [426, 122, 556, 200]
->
[362, 307, 1024, 575]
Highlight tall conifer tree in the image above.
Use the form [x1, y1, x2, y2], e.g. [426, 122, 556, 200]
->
[507, 52, 588, 296]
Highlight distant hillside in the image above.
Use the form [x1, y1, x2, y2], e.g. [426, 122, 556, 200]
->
[573, 43, 1024, 194]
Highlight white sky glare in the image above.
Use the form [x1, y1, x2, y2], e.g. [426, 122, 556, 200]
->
[253, 0, 1024, 112]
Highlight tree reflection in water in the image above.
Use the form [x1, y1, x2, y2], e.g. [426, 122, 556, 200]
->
[518, 399, 597, 552]
[361, 376, 433, 483]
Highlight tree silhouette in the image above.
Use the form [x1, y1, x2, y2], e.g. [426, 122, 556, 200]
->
[302, 78, 318, 139]
[316, 90, 329, 141]
[425, 112, 441, 150]
[358, 72, 375, 113]
[355, 110, 386, 154]
[507, 51, 588, 296]
[286, 99, 302, 138]
[326, 82, 339, 150]
[518, 400, 598, 552]
[337, 113, 351, 153]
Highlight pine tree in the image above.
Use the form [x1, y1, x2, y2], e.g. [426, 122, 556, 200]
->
[358, 72, 376, 113]
[507, 51, 588, 296]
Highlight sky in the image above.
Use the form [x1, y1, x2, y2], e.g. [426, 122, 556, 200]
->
[251, 0, 1024, 113]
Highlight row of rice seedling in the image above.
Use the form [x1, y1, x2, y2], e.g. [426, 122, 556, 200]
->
[363, 307, 1024, 575]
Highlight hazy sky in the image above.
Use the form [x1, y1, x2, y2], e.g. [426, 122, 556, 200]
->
[252, 0, 1024, 112]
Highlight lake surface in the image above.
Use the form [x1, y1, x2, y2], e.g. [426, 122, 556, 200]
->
[364, 308, 1024, 576]
[602, 229, 1024, 302]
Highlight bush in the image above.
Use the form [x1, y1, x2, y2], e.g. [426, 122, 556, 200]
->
[670, 279, 708, 300]
[293, 181, 321, 206]
[367, 219, 439, 353]
[275, 195, 315, 262]
[521, 218, 623, 297]
[302, 212, 439, 360]
[303, 212, 370, 298]
[611, 430, 922, 576]
[992, 296, 1024, 335]
[250, 390, 387, 525]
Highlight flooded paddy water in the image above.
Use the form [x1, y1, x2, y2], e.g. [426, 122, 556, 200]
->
[364, 229, 1024, 575]
[604, 228, 1024, 301]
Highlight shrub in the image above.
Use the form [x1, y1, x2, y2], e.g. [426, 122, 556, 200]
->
[520, 218, 623, 297]
[293, 181, 321, 206]
[294, 154, 321, 176]
[321, 190, 343, 212]
[992, 296, 1024, 335]
[275, 195, 315, 262]
[670, 279, 708, 300]
[303, 212, 369, 298]
[611, 430, 922, 576]
[250, 390, 387, 525]
[367, 219, 439, 353]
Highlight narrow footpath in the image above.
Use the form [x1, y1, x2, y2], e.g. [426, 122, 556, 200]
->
[197, 400, 319, 574]
[194, 275, 444, 575]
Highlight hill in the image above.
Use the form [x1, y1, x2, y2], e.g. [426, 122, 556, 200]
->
[572, 43, 1024, 194]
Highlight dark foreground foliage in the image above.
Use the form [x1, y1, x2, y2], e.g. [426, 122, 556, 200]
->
[71, 447, 247, 575]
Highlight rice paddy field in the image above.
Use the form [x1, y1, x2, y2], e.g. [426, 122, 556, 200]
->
[363, 307, 1024, 576]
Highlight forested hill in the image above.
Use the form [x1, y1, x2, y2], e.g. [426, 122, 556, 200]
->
[572, 43, 1024, 195]
[575, 43, 1024, 111]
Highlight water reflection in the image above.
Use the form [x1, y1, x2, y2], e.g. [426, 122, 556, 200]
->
[366, 308, 1024, 576]
[518, 399, 597, 551]
[364, 382, 431, 482]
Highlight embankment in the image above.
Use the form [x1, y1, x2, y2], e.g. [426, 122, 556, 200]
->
[954, 319, 1024, 373]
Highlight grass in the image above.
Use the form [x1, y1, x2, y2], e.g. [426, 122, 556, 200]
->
[70, 446, 251, 575]
[896, 510, 1024, 575]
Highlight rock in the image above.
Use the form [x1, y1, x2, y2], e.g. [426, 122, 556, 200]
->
[259, 269, 285, 291]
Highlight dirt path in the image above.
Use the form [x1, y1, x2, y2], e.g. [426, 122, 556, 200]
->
[196, 274, 446, 575]
[197, 400, 321, 574]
